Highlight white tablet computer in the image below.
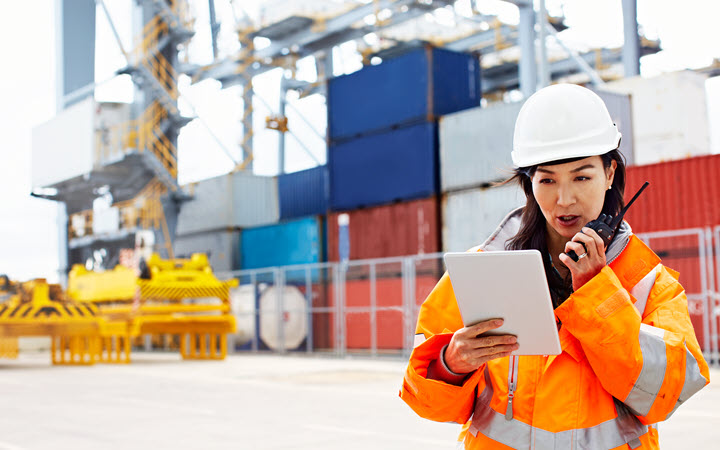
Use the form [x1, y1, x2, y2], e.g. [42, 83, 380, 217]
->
[444, 250, 561, 356]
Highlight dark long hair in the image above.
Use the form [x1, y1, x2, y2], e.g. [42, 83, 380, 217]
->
[504, 149, 627, 307]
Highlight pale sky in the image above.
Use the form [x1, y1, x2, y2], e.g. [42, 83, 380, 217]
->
[1, 0, 719, 282]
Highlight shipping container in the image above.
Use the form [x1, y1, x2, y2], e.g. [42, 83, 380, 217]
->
[241, 216, 324, 270]
[329, 122, 438, 211]
[625, 154, 720, 233]
[176, 172, 279, 235]
[278, 165, 328, 219]
[327, 46, 480, 142]
[327, 197, 440, 261]
[593, 89, 635, 166]
[174, 229, 241, 273]
[329, 274, 442, 351]
[632, 233, 714, 353]
[604, 71, 710, 165]
[442, 184, 525, 252]
[440, 102, 523, 191]
[32, 98, 131, 189]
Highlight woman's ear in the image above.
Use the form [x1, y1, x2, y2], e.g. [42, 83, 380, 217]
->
[606, 159, 617, 188]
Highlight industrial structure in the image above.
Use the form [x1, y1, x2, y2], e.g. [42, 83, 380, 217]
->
[22, 1, 719, 365]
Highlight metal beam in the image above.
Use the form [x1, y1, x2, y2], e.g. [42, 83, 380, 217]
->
[517, 3, 536, 98]
[621, 0, 640, 76]
[444, 24, 515, 52]
[481, 47, 646, 93]
[188, 0, 456, 87]
[208, 0, 220, 60]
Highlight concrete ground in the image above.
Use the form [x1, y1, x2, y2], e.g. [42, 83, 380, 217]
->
[0, 352, 717, 450]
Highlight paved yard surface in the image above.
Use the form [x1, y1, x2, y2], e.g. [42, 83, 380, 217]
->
[0, 352, 717, 449]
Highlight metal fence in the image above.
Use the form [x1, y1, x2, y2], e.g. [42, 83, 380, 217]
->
[220, 227, 720, 367]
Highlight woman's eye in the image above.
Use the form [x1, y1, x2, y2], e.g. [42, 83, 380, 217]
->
[539, 178, 554, 184]
[575, 176, 590, 181]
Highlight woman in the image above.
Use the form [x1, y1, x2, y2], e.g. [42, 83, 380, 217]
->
[400, 84, 709, 449]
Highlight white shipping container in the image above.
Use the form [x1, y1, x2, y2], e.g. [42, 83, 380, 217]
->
[604, 71, 710, 165]
[32, 99, 134, 189]
[32, 97, 94, 188]
[440, 101, 524, 192]
[442, 183, 525, 252]
[176, 172, 279, 235]
[174, 229, 241, 273]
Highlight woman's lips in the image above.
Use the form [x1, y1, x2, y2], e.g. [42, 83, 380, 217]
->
[557, 215, 581, 228]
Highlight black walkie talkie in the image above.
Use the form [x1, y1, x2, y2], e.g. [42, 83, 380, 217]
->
[566, 181, 650, 262]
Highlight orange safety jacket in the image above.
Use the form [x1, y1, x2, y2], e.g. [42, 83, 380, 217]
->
[400, 209, 709, 449]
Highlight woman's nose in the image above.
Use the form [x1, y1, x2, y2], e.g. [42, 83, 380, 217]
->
[556, 184, 576, 207]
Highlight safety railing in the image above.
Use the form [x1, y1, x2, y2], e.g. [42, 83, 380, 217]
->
[219, 227, 720, 367]
[94, 101, 178, 179]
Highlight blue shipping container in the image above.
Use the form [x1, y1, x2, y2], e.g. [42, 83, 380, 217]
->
[327, 46, 480, 143]
[278, 166, 329, 220]
[241, 216, 324, 272]
[329, 122, 437, 211]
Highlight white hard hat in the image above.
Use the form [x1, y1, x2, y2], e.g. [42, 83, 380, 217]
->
[511, 84, 621, 167]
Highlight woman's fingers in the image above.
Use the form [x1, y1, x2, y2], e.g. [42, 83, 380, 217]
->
[582, 227, 606, 250]
[465, 318, 504, 337]
[472, 334, 517, 350]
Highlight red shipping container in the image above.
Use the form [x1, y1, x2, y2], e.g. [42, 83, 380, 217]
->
[327, 197, 441, 261]
[324, 274, 441, 351]
[625, 154, 720, 233]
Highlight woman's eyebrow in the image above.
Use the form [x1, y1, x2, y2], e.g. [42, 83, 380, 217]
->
[571, 164, 595, 172]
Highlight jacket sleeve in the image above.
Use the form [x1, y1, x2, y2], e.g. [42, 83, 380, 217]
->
[399, 272, 486, 424]
[555, 264, 710, 424]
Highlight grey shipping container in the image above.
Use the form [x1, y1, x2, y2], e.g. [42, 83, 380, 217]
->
[174, 230, 241, 274]
[442, 183, 525, 252]
[176, 171, 279, 235]
[440, 101, 524, 192]
[593, 89, 634, 166]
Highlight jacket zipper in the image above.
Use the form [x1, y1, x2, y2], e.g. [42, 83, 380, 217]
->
[505, 355, 519, 421]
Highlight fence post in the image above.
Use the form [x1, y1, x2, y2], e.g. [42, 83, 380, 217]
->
[305, 266, 313, 354]
[275, 268, 286, 354]
[370, 261, 377, 358]
[250, 271, 258, 352]
[402, 257, 417, 359]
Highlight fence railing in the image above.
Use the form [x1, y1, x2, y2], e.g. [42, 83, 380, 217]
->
[219, 227, 720, 367]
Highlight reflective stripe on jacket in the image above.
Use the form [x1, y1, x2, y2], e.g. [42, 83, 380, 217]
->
[400, 209, 709, 449]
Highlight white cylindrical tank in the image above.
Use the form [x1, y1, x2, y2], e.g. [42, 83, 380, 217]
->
[259, 286, 308, 351]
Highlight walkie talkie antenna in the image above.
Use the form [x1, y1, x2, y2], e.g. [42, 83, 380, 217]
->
[610, 181, 650, 232]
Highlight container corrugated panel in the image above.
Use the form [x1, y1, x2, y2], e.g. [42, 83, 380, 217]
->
[323, 275, 440, 350]
[327, 197, 440, 261]
[442, 184, 525, 252]
[177, 172, 279, 235]
[240, 217, 323, 270]
[327, 46, 480, 142]
[440, 102, 523, 192]
[278, 166, 328, 219]
[624, 154, 720, 233]
[604, 71, 710, 165]
[329, 122, 437, 211]
[593, 89, 635, 166]
[231, 171, 280, 228]
[174, 230, 240, 273]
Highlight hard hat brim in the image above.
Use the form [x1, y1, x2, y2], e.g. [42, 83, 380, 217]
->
[511, 131, 621, 168]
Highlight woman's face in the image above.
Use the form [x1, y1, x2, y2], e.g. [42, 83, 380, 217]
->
[531, 156, 617, 242]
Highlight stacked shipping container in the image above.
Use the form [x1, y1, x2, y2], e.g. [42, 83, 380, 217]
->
[328, 46, 480, 212]
[324, 47, 480, 351]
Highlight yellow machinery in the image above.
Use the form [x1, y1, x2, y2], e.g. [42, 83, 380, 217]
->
[0, 253, 236, 365]
[0, 279, 131, 365]
[68, 253, 238, 360]
[67, 264, 137, 303]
